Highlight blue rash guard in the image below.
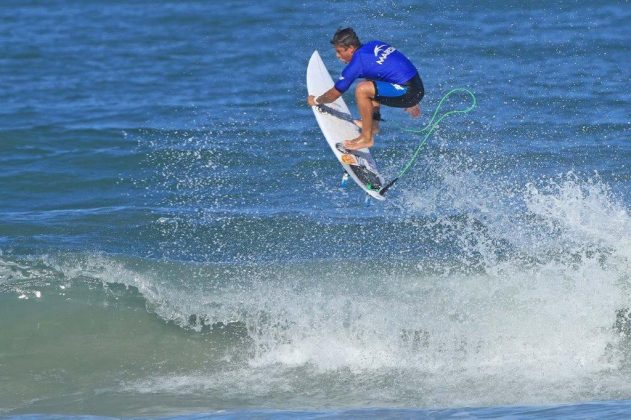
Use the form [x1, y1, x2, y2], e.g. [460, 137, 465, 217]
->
[334, 40, 419, 94]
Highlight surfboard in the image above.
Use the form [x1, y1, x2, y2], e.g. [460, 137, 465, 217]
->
[306, 50, 386, 201]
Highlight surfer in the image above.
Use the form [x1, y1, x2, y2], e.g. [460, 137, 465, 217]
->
[307, 27, 424, 150]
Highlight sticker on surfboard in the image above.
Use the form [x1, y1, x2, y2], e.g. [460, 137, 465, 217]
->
[340, 153, 358, 166]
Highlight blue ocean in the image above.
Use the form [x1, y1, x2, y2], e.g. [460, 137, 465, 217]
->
[1, 1, 630, 418]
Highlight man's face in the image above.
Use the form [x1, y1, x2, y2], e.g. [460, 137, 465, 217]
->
[334, 45, 355, 64]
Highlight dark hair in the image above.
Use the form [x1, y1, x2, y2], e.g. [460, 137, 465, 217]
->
[330, 27, 361, 48]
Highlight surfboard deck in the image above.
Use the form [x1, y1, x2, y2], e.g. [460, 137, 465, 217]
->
[306, 50, 385, 201]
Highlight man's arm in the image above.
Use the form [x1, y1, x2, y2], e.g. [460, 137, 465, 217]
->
[307, 87, 342, 107]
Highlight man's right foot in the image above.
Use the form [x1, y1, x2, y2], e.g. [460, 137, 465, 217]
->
[405, 104, 421, 118]
[344, 135, 374, 150]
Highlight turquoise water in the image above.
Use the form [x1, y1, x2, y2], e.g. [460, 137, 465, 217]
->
[1, 1, 631, 417]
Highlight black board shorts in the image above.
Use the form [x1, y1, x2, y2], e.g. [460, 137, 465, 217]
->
[373, 73, 424, 108]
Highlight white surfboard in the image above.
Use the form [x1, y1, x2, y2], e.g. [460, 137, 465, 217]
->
[306, 50, 385, 201]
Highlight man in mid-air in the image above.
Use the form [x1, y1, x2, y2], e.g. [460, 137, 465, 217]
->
[307, 27, 424, 150]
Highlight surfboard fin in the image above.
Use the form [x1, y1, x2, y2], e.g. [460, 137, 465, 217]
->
[340, 173, 349, 187]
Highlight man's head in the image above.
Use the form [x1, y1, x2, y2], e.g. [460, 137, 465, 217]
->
[331, 27, 361, 63]
[330, 27, 361, 49]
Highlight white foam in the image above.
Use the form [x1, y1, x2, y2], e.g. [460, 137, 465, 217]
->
[21, 170, 631, 407]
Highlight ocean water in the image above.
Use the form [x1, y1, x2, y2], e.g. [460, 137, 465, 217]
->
[1, 0, 630, 418]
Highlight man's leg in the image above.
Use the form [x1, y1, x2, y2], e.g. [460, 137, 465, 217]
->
[344, 81, 376, 150]
[353, 105, 381, 134]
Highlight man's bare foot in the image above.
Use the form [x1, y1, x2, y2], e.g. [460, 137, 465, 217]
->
[405, 104, 421, 118]
[352, 119, 380, 134]
[343, 135, 373, 150]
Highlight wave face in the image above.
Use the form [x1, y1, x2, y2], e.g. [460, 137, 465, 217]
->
[2, 178, 631, 414]
[1, 0, 630, 417]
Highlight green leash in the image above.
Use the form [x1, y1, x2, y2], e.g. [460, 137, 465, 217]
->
[379, 88, 477, 196]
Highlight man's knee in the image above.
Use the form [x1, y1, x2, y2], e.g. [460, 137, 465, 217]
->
[355, 80, 375, 98]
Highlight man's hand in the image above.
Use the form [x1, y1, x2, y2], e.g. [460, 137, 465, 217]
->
[307, 88, 341, 108]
